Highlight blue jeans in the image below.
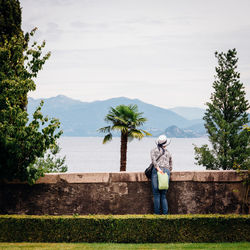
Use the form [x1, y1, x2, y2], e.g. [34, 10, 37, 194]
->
[151, 167, 170, 215]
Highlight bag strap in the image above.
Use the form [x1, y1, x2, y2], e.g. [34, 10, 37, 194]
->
[155, 149, 165, 162]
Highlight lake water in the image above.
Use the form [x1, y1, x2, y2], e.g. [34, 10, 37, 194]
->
[58, 137, 209, 173]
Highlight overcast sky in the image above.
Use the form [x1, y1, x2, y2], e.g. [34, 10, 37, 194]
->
[20, 0, 250, 108]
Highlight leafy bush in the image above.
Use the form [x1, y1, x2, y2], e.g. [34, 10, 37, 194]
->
[0, 214, 249, 243]
[32, 143, 67, 173]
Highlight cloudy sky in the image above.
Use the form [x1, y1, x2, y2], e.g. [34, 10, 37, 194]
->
[20, 0, 250, 109]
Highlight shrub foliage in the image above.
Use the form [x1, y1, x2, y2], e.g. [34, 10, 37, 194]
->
[0, 215, 249, 243]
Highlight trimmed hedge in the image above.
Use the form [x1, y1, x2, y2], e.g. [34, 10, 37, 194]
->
[0, 214, 249, 243]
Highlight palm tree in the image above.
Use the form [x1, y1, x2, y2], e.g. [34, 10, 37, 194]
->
[98, 104, 151, 171]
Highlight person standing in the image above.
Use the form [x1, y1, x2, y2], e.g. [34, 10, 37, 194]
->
[150, 135, 172, 214]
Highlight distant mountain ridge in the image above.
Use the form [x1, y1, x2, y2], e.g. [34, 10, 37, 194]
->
[169, 107, 206, 120]
[164, 125, 204, 138]
[28, 95, 207, 137]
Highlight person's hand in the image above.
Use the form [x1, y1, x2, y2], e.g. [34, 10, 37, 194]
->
[157, 168, 164, 174]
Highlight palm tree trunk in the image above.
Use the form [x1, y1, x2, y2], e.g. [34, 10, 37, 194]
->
[120, 132, 128, 171]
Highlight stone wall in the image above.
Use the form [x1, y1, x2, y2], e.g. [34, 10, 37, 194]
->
[0, 171, 248, 215]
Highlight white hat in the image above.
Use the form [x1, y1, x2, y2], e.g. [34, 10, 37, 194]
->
[156, 135, 168, 146]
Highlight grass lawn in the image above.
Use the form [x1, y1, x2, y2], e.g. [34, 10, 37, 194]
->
[0, 242, 249, 250]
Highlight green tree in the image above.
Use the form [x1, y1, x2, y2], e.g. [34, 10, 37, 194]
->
[0, 28, 50, 110]
[0, 19, 66, 184]
[32, 143, 67, 173]
[99, 104, 151, 171]
[0, 0, 22, 44]
[194, 49, 250, 170]
[0, 1, 40, 110]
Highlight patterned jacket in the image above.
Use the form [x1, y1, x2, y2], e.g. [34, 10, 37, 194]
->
[150, 147, 173, 171]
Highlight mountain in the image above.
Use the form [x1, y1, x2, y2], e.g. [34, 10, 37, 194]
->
[185, 123, 206, 135]
[27, 95, 207, 137]
[169, 107, 206, 120]
[164, 125, 204, 138]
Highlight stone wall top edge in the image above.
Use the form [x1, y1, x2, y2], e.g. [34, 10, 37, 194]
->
[43, 170, 243, 175]
[2, 171, 245, 184]
[37, 171, 244, 184]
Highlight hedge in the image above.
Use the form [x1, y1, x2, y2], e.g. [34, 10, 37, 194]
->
[0, 214, 249, 243]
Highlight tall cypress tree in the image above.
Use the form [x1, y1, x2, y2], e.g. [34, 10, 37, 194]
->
[0, 0, 22, 45]
[0, 0, 29, 109]
[194, 49, 250, 170]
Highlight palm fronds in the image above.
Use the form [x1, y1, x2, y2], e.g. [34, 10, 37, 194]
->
[103, 133, 112, 144]
[98, 103, 151, 171]
[99, 104, 151, 139]
[98, 126, 111, 133]
[140, 129, 152, 136]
